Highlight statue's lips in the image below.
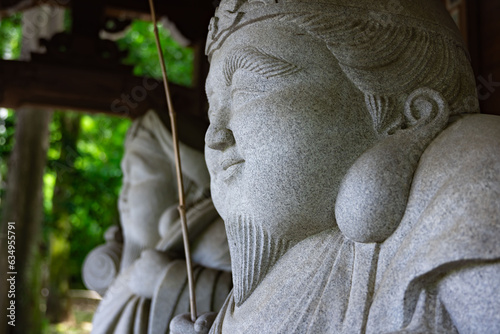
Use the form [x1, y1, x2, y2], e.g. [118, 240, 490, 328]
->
[221, 158, 245, 181]
[222, 158, 245, 170]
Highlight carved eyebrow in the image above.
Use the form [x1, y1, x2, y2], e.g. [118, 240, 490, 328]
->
[223, 46, 301, 86]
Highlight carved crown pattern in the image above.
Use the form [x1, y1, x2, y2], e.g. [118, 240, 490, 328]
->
[205, 0, 462, 58]
[207, 0, 278, 55]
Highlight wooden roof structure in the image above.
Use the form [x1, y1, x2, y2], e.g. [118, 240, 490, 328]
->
[1, 0, 214, 40]
[0, 0, 499, 118]
[0, 0, 216, 125]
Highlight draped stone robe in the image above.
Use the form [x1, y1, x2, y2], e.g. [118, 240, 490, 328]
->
[92, 196, 233, 334]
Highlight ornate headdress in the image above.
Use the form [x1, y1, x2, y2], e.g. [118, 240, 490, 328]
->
[206, 0, 477, 134]
[206, 0, 463, 59]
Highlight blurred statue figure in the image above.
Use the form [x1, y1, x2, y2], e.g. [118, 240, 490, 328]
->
[84, 110, 232, 334]
[170, 1, 500, 333]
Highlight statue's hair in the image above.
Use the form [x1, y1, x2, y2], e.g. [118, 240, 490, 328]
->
[275, 11, 478, 135]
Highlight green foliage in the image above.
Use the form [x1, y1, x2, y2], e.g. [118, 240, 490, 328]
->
[116, 20, 194, 86]
[0, 108, 15, 207]
[0, 15, 21, 204]
[0, 108, 15, 160]
[44, 113, 130, 288]
[67, 115, 129, 287]
[45, 307, 94, 333]
[0, 13, 22, 59]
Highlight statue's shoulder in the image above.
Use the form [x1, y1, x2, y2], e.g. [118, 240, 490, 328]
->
[379, 112, 500, 295]
[402, 113, 500, 334]
[413, 113, 500, 212]
[369, 114, 500, 333]
[421, 113, 500, 174]
[407, 113, 500, 257]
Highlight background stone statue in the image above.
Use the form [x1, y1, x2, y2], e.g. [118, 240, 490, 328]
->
[171, 0, 500, 333]
[84, 110, 232, 333]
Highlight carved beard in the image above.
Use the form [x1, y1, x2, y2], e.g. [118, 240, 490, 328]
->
[225, 214, 294, 306]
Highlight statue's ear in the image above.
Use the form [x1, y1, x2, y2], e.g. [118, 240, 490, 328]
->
[402, 88, 450, 136]
[335, 88, 450, 244]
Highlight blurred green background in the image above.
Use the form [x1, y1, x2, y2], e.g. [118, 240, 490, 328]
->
[0, 13, 193, 333]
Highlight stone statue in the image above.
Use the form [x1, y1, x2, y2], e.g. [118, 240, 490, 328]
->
[84, 110, 232, 333]
[170, 0, 500, 333]
[117, 109, 214, 271]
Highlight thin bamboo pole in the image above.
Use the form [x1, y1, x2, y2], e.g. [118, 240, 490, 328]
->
[148, 0, 198, 322]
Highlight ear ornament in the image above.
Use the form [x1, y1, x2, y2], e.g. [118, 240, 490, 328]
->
[335, 88, 450, 243]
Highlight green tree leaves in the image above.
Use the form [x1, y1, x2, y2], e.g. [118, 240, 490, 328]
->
[0, 13, 22, 59]
[117, 20, 194, 86]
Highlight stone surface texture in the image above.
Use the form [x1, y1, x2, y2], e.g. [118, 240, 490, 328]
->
[175, 0, 499, 333]
[86, 111, 232, 334]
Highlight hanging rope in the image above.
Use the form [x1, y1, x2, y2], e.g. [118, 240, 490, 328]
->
[148, 0, 198, 322]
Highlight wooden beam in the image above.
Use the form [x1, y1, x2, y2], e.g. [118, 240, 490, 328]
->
[1, 0, 215, 42]
[0, 59, 202, 118]
[0, 0, 62, 18]
[105, 0, 215, 41]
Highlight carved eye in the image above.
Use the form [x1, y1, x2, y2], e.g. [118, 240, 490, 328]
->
[231, 88, 264, 99]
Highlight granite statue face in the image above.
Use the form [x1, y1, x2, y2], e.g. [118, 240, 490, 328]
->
[205, 20, 377, 245]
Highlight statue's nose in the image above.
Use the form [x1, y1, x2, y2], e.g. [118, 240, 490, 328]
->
[205, 124, 235, 151]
